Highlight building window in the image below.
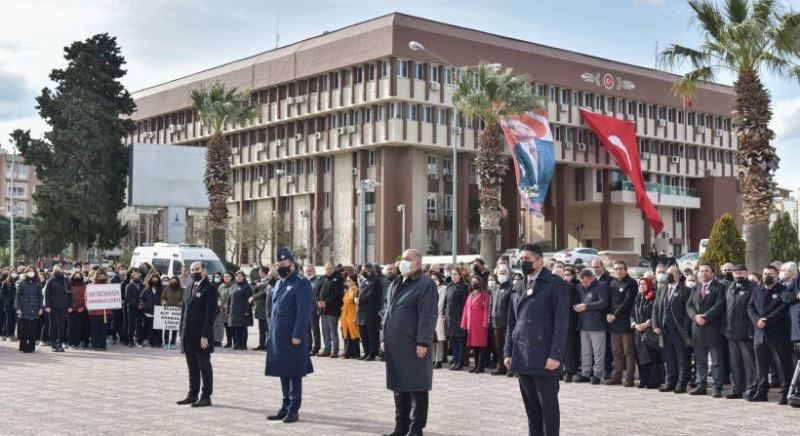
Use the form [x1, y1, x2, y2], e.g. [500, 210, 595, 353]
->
[444, 194, 453, 216]
[4, 163, 29, 180]
[426, 193, 437, 217]
[429, 65, 439, 83]
[308, 159, 315, 173]
[583, 93, 592, 108]
[355, 66, 363, 84]
[677, 110, 684, 124]
[381, 60, 389, 78]
[365, 107, 372, 123]
[595, 168, 603, 193]
[595, 95, 602, 109]
[408, 104, 418, 121]
[437, 108, 447, 125]
[298, 160, 305, 175]
[668, 108, 675, 122]
[324, 156, 332, 173]
[422, 106, 432, 123]
[560, 89, 569, 103]
[535, 84, 545, 97]
[415, 63, 424, 80]
[676, 209, 685, 223]
[575, 168, 586, 201]
[648, 105, 655, 119]
[376, 105, 384, 121]
[552, 125, 561, 141]
[638, 103, 644, 117]
[443, 158, 452, 175]
[549, 87, 556, 102]
[368, 149, 377, 167]
[391, 103, 403, 119]
[368, 64, 375, 81]
[324, 192, 331, 209]
[427, 156, 437, 175]
[6, 185, 25, 197]
[605, 96, 613, 112]
[397, 59, 408, 77]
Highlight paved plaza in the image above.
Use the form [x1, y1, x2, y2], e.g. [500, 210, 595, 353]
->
[0, 330, 797, 435]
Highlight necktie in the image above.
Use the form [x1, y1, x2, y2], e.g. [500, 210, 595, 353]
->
[668, 286, 675, 303]
[701, 283, 708, 300]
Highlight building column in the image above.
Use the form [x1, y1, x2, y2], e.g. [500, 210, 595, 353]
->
[377, 147, 410, 263]
[555, 164, 567, 250]
[601, 169, 611, 250]
[501, 159, 520, 250]
[456, 152, 470, 255]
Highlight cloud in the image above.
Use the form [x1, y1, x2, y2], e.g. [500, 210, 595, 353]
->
[0, 67, 36, 121]
[772, 96, 800, 191]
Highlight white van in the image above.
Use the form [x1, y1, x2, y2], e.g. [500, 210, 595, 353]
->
[130, 243, 226, 277]
[698, 239, 709, 256]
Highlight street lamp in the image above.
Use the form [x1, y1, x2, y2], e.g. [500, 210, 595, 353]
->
[358, 179, 380, 265]
[408, 40, 501, 266]
[0, 141, 17, 267]
[397, 204, 406, 253]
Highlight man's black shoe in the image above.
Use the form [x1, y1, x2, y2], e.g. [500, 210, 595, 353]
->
[176, 396, 198, 405]
[778, 397, 788, 405]
[747, 394, 768, 402]
[711, 391, 722, 398]
[365, 355, 376, 361]
[191, 398, 212, 407]
[282, 412, 299, 423]
[689, 388, 707, 396]
[406, 432, 424, 436]
[674, 385, 687, 394]
[659, 385, 676, 392]
[382, 431, 408, 436]
[574, 375, 590, 383]
[267, 409, 288, 420]
[590, 377, 600, 385]
[725, 393, 743, 399]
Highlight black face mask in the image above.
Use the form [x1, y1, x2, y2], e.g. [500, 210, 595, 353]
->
[668, 274, 676, 284]
[763, 276, 775, 286]
[72, 277, 82, 283]
[735, 277, 748, 286]
[471, 283, 481, 290]
[724, 272, 734, 281]
[170, 281, 180, 289]
[54, 271, 63, 278]
[278, 266, 291, 278]
[190, 272, 202, 282]
[473, 265, 482, 274]
[521, 261, 535, 276]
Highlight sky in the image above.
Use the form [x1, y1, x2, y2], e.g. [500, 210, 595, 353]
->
[1, 0, 799, 188]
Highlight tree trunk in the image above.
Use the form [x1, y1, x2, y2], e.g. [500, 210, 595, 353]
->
[475, 123, 508, 270]
[733, 70, 777, 271]
[211, 227, 226, 262]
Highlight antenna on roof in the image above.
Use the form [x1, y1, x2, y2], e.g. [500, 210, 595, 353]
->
[654, 40, 659, 69]
[275, 9, 280, 49]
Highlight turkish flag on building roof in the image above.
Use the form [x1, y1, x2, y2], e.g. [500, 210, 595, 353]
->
[579, 108, 664, 235]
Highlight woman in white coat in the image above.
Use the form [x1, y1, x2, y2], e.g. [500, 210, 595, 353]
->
[431, 272, 448, 369]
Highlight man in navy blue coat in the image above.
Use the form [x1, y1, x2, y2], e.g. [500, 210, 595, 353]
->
[265, 248, 314, 423]
[504, 243, 569, 436]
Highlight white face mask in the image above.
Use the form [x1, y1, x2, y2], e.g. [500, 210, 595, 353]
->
[685, 280, 697, 288]
[214, 277, 222, 283]
[497, 274, 509, 284]
[11, 273, 18, 279]
[26, 272, 35, 278]
[488, 280, 496, 288]
[656, 273, 668, 283]
[779, 271, 787, 281]
[399, 260, 413, 275]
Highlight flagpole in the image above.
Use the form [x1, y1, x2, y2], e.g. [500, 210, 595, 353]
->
[682, 96, 688, 255]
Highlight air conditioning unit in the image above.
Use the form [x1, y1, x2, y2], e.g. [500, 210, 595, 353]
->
[144, 132, 154, 139]
[704, 169, 713, 176]
[715, 129, 723, 137]
[255, 142, 264, 152]
[286, 175, 295, 184]
[276, 139, 283, 147]
[295, 133, 303, 141]
[577, 143, 587, 152]
[559, 103, 569, 112]
[428, 173, 438, 180]
[696, 125, 706, 133]
[444, 174, 453, 182]
[671, 156, 680, 164]
[658, 119, 667, 126]
[563, 141, 572, 150]
[351, 168, 358, 176]
[286, 96, 294, 104]
[365, 204, 374, 212]
[257, 176, 265, 184]
[231, 147, 239, 154]
[349, 125, 358, 133]
[661, 230, 672, 239]
[625, 114, 635, 121]
[315, 132, 322, 139]
[295, 95, 305, 104]
[429, 81, 440, 90]
[337, 127, 346, 135]
[641, 152, 651, 159]
[604, 109, 613, 115]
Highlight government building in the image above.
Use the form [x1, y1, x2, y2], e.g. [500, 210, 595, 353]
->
[129, 13, 741, 265]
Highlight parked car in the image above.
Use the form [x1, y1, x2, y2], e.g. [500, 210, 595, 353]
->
[553, 248, 599, 267]
[678, 252, 699, 272]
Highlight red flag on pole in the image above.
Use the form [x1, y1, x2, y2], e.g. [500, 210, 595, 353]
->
[579, 108, 664, 235]
[684, 95, 693, 108]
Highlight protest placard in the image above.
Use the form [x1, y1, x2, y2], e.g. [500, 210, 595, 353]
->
[154, 305, 182, 331]
[85, 284, 122, 311]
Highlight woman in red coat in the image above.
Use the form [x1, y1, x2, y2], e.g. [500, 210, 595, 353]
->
[461, 275, 490, 373]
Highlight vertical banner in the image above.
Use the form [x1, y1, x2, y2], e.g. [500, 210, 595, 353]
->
[499, 111, 556, 217]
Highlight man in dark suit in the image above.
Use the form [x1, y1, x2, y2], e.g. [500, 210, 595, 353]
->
[357, 263, 383, 361]
[380, 249, 438, 436]
[176, 261, 218, 408]
[505, 243, 569, 436]
[748, 265, 793, 405]
[265, 247, 314, 423]
[685, 262, 727, 397]
[722, 264, 758, 399]
[652, 269, 692, 393]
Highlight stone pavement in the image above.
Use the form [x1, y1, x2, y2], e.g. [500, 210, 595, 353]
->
[0, 332, 797, 436]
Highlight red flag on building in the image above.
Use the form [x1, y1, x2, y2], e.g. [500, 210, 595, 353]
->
[579, 108, 663, 235]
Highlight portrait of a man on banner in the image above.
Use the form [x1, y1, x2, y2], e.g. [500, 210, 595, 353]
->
[500, 112, 556, 217]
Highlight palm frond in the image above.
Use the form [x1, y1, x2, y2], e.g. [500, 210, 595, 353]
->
[772, 11, 800, 56]
[660, 44, 710, 69]
[689, 0, 725, 39]
[452, 62, 540, 128]
[725, 0, 749, 24]
[672, 66, 716, 97]
[753, 0, 777, 26]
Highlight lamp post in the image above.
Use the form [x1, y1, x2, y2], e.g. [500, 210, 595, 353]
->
[408, 40, 500, 266]
[2, 141, 18, 267]
[358, 179, 380, 265]
[397, 203, 406, 253]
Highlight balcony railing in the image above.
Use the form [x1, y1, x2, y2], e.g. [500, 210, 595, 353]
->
[612, 180, 699, 197]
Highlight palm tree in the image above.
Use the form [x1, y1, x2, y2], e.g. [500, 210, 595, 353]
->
[660, 0, 800, 270]
[452, 63, 543, 268]
[190, 82, 258, 259]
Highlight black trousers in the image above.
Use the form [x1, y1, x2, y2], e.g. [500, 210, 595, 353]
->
[563, 327, 580, 376]
[728, 339, 757, 396]
[754, 341, 793, 397]
[124, 307, 137, 344]
[18, 318, 38, 352]
[68, 311, 89, 346]
[518, 374, 560, 436]
[308, 311, 321, 353]
[48, 308, 67, 347]
[360, 324, 380, 357]
[257, 318, 268, 348]
[185, 350, 213, 399]
[393, 391, 429, 433]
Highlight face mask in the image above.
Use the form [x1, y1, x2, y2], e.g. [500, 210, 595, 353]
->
[471, 283, 481, 290]
[498, 274, 509, 284]
[54, 271, 63, 278]
[170, 281, 181, 288]
[278, 266, 291, 278]
[473, 265, 481, 274]
[724, 272, 734, 281]
[513, 279, 520, 285]
[656, 273, 668, 283]
[72, 277, 82, 283]
[11, 273, 18, 279]
[444, 272, 451, 279]
[214, 277, 222, 284]
[735, 277, 747, 286]
[764, 276, 775, 286]
[399, 260, 413, 275]
[685, 280, 697, 288]
[191, 272, 202, 282]
[521, 261, 534, 276]
[26, 272, 35, 279]
[778, 272, 787, 281]
[667, 273, 676, 284]
[488, 280, 496, 288]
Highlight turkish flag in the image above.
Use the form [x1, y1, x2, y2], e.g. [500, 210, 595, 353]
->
[579, 108, 664, 235]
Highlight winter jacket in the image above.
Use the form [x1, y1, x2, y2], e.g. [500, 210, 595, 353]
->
[15, 278, 43, 320]
[69, 282, 87, 313]
[161, 285, 183, 307]
[44, 275, 71, 310]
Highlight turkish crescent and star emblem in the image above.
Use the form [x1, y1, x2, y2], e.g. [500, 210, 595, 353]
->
[603, 73, 615, 89]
